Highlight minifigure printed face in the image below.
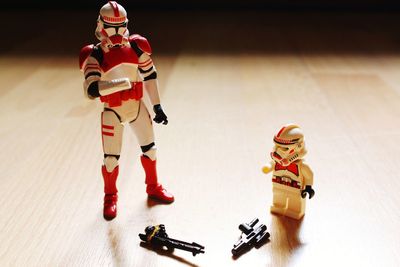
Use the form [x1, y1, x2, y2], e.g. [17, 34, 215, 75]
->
[271, 141, 305, 166]
[273, 144, 296, 160]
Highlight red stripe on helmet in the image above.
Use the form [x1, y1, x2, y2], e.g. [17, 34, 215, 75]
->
[102, 15, 126, 23]
[276, 126, 286, 137]
[109, 1, 120, 17]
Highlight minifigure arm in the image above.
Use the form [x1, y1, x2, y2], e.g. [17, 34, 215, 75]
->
[301, 163, 315, 199]
[262, 161, 275, 174]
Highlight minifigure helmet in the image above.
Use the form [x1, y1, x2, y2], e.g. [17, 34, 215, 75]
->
[271, 124, 307, 166]
[95, 1, 129, 48]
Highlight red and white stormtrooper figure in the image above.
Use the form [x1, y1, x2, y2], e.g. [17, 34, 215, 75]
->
[262, 124, 315, 219]
[79, 1, 174, 221]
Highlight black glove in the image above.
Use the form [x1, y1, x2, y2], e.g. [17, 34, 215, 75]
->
[153, 104, 168, 125]
[301, 185, 315, 199]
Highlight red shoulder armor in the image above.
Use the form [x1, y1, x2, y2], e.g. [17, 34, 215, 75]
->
[79, 44, 94, 70]
[129, 34, 152, 55]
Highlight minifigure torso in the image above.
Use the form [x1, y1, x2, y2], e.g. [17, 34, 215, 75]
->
[272, 160, 303, 189]
[271, 159, 313, 191]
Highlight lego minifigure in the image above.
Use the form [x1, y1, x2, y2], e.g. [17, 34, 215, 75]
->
[262, 124, 314, 219]
[79, 1, 174, 221]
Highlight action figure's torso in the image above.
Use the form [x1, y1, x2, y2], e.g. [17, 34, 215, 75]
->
[98, 44, 141, 82]
[80, 34, 153, 110]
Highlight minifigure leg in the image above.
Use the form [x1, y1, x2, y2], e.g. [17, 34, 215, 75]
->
[270, 186, 288, 215]
[285, 192, 306, 220]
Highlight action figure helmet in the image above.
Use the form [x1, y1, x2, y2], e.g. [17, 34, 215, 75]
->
[271, 124, 307, 166]
[95, 1, 129, 48]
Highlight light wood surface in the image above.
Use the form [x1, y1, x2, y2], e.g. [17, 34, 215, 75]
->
[1, 10, 400, 267]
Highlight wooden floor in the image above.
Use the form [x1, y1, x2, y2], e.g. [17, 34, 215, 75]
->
[1, 10, 400, 267]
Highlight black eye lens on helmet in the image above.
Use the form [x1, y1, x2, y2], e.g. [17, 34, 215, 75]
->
[103, 22, 127, 29]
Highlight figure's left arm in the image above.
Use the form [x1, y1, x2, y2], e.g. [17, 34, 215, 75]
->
[135, 37, 168, 125]
[301, 163, 315, 199]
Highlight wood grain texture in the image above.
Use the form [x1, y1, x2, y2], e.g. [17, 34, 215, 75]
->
[0, 10, 400, 267]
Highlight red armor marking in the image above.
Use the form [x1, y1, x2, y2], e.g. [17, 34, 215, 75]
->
[79, 44, 94, 70]
[139, 58, 152, 66]
[139, 60, 153, 68]
[276, 126, 286, 137]
[102, 165, 119, 194]
[84, 64, 100, 71]
[109, 35, 123, 45]
[102, 124, 114, 130]
[101, 29, 108, 37]
[272, 177, 300, 188]
[100, 82, 143, 107]
[86, 63, 99, 67]
[274, 137, 296, 145]
[101, 113, 105, 148]
[101, 46, 139, 72]
[275, 162, 299, 176]
[84, 67, 101, 73]
[109, 1, 120, 17]
[129, 35, 152, 54]
[102, 15, 126, 23]
[102, 131, 114, 136]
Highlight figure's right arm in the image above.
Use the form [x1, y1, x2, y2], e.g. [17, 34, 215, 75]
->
[79, 45, 131, 98]
[79, 45, 102, 99]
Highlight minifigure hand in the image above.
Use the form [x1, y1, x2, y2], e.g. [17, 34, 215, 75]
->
[153, 104, 168, 125]
[262, 166, 272, 174]
[301, 185, 315, 199]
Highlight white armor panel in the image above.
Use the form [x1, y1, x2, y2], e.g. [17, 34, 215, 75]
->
[130, 101, 155, 152]
[105, 99, 140, 122]
[102, 63, 139, 82]
[102, 110, 123, 160]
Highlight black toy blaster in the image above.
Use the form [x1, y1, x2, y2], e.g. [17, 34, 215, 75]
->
[139, 224, 205, 256]
[231, 218, 270, 256]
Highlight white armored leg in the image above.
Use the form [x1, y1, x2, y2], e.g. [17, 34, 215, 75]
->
[130, 101, 156, 159]
[102, 110, 124, 172]
[101, 110, 124, 220]
[129, 101, 174, 203]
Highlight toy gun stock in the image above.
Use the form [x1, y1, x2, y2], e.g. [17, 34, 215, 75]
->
[231, 218, 270, 256]
[139, 225, 205, 256]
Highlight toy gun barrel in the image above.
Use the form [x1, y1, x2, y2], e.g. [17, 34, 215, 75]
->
[164, 237, 205, 256]
[232, 239, 249, 256]
[139, 225, 205, 256]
